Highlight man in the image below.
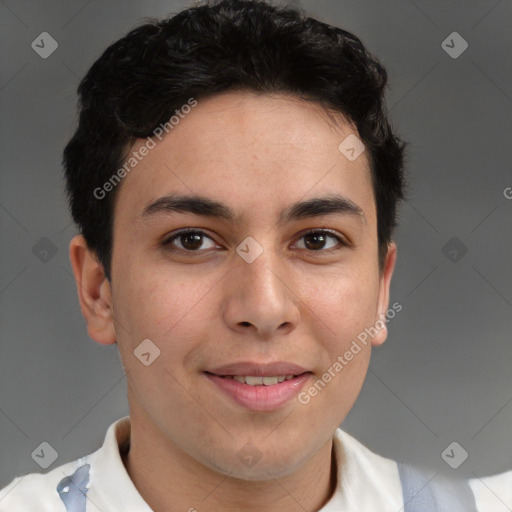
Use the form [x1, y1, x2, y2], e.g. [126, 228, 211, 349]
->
[1, 0, 510, 510]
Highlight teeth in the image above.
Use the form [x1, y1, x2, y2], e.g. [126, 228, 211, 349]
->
[245, 376, 263, 385]
[228, 375, 295, 385]
[262, 376, 278, 386]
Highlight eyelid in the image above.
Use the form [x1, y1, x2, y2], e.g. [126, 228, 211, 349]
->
[161, 228, 349, 253]
[297, 228, 349, 247]
[161, 229, 220, 251]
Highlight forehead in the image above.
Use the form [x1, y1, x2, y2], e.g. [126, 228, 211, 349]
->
[113, 91, 375, 228]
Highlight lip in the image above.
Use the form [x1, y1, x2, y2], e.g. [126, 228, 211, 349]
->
[206, 361, 309, 377]
[204, 361, 312, 412]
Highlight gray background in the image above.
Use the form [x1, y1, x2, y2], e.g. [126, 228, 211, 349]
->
[1, 0, 511, 490]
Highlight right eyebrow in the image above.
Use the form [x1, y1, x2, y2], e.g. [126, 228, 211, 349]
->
[137, 193, 366, 225]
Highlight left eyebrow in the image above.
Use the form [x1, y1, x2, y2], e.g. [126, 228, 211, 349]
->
[137, 193, 366, 225]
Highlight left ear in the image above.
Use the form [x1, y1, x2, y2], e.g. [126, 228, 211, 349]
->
[371, 242, 398, 347]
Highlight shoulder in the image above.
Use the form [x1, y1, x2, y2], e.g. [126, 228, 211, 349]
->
[0, 416, 130, 512]
[469, 470, 512, 511]
[333, 428, 490, 512]
[0, 456, 93, 512]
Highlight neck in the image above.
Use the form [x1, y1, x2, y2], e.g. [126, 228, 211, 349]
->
[122, 414, 338, 512]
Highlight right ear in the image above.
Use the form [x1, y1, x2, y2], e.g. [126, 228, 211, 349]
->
[68, 234, 116, 345]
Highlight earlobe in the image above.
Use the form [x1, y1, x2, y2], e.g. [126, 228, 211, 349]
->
[371, 242, 397, 347]
[69, 235, 117, 346]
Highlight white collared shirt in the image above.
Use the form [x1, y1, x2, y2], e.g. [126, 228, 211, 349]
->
[1, 416, 510, 511]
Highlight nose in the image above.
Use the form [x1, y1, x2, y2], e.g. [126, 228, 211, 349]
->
[222, 241, 300, 339]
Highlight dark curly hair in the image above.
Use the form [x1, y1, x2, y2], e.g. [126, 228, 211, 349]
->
[63, 0, 407, 282]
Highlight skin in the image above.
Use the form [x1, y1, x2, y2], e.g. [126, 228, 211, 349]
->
[69, 90, 397, 512]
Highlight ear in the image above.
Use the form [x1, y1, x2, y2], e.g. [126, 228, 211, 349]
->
[69, 234, 116, 345]
[371, 242, 398, 347]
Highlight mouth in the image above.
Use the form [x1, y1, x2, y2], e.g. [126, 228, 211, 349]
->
[206, 373, 305, 385]
[204, 362, 312, 411]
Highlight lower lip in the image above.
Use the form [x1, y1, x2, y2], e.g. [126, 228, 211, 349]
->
[205, 373, 311, 411]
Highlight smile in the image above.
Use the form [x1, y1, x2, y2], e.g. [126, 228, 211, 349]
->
[204, 368, 312, 411]
[217, 375, 298, 385]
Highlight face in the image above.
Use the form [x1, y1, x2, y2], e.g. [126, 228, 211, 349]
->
[71, 91, 396, 481]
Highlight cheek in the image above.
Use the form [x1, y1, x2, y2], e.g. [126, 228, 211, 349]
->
[113, 267, 213, 414]
[115, 264, 215, 341]
[300, 268, 378, 408]
[112, 264, 224, 391]
[303, 267, 380, 345]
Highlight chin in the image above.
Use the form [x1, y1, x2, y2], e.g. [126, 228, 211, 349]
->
[201, 442, 306, 482]
[221, 460, 301, 482]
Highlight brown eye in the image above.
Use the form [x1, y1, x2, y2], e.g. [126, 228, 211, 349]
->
[295, 230, 346, 252]
[161, 228, 347, 255]
[162, 230, 216, 252]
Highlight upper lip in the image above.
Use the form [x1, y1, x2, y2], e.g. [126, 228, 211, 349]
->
[206, 361, 310, 377]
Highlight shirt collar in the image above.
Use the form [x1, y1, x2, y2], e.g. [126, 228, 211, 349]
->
[86, 415, 153, 511]
[319, 428, 403, 511]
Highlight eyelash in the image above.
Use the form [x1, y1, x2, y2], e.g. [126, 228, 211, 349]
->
[161, 228, 348, 255]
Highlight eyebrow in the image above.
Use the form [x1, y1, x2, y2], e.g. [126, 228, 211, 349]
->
[138, 193, 366, 225]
